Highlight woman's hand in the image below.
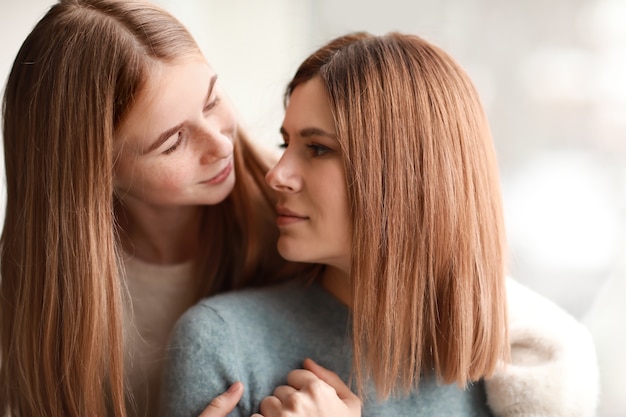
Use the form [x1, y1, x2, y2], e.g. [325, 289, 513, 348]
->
[198, 381, 244, 417]
[252, 359, 361, 417]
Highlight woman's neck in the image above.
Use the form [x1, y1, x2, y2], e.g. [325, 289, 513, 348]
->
[116, 200, 202, 264]
[321, 265, 352, 307]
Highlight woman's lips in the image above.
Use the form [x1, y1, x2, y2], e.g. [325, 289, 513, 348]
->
[204, 160, 233, 185]
[276, 206, 308, 226]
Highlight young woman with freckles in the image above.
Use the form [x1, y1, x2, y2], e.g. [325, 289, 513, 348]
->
[0, 1, 322, 416]
[161, 32, 599, 417]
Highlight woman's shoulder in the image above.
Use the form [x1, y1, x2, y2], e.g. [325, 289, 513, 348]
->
[175, 280, 312, 333]
[174, 278, 346, 346]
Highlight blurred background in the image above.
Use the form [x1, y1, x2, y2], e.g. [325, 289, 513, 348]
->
[1, 0, 624, 415]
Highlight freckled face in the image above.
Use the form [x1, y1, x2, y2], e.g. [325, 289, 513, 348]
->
[265, 77, 351, 273]
[114, 56, 236, 207]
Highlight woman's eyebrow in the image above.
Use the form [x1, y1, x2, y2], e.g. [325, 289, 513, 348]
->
[203, 74, 218, 105]
[299, 127, 337, 139]
[144, 123, 185, 155]
[279, 126, 337, 140]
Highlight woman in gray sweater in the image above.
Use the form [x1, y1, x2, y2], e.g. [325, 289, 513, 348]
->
[162, 32, 599, 417]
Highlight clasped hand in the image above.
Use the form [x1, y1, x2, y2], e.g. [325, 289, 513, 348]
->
[198, 358, 361, 417]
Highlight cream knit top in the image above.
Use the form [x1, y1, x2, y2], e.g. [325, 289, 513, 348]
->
[122, 254, 196, 417]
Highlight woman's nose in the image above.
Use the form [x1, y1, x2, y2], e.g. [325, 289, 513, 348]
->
[265, 156, 302, 193]
[198, 126, 233, 165]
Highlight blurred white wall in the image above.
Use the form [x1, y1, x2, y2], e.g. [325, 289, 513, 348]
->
[1, 1, 624, 415]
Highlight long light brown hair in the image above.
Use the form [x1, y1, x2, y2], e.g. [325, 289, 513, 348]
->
[287, 32, 510, 398]
[0, 1, 296, 416]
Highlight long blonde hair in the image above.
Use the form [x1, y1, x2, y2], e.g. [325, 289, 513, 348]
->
[0, 1, 295, 416]
[287, 32, 509, 398]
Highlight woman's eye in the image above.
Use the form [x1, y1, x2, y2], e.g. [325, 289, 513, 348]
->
[204, 97, 220, 112]
[163, 132, 184, 155]
[306, 143, 330, 157]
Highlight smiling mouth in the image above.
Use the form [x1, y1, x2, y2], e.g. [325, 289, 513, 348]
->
[204, 160, 233, 185]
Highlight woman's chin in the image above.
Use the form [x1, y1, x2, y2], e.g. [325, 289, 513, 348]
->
[276, 239, 308, 264]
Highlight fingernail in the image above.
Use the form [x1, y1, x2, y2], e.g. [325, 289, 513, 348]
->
[227, 382, 241, 393]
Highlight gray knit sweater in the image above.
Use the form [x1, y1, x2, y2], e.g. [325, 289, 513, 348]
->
[160, 279, 493, 417]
